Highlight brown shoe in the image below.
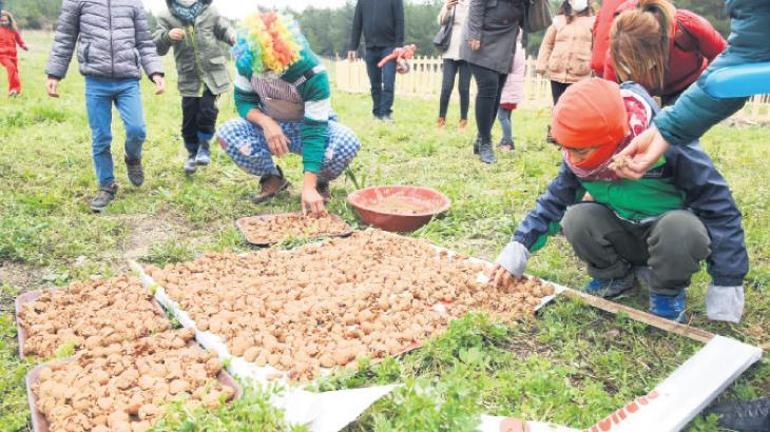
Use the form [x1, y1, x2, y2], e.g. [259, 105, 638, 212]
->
[458, 119, 467, 131]
[436, 117, 446, 128]
[253, 166, 290, 204]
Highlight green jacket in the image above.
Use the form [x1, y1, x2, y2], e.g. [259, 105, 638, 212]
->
[153, 0, 235, 97]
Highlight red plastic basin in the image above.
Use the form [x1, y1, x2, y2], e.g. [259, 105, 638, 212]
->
[347, 185, 451, 232]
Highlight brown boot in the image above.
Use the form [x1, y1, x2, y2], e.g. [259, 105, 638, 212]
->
[253, 166, 290, 204]
[436, 117, 446, 128]
[458, 119, 467, 131]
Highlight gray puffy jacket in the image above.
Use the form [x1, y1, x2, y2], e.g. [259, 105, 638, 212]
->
[46, 0, 163, 80]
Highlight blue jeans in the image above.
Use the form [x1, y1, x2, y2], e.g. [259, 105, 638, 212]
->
[497, 107, 513, 142]
[364, 47, 396, 118]
[85, 77, 146, 187]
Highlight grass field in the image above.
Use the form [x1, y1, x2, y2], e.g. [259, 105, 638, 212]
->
[0, 32, 768, 431]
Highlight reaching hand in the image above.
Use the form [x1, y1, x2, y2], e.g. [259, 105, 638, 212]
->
[302, 187, 327, 217]
[46, 77, 60, 98]
[468, 39, 481, 51]
[169, 28, 186, 42]
[612, 127, 670, 180]
[492, 241, 530, 288]
[152, 75, 166, 95]
[261, 117, 290, 157]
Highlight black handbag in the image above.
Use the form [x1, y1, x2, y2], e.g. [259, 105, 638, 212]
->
[525, 0, 552, 33]
[433, 6, 456, 52]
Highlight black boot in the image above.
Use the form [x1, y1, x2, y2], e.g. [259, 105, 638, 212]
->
[708, 397, 770, 432]
[195, 141, 211, 166]
[478, 140, 496, 164]
[90, 183, 118, 212]
[124, 155, 144, 186]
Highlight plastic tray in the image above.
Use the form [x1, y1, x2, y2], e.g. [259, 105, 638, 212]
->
[15, 289, 166, 360]
[235, 213, 353, 246]
[26, 345, 242, 432]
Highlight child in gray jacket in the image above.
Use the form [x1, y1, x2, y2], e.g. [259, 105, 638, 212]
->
[46, 0, 165, 212]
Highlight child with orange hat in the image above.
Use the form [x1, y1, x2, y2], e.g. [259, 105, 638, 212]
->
[490, 78, 748, 323]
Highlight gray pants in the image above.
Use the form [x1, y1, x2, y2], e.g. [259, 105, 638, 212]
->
[562, 203, 711, 295]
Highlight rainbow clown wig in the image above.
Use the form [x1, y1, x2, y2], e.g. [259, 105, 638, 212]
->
[232, 12, 304, 79]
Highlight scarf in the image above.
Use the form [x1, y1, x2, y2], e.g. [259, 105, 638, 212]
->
[170, 0, 205, 24]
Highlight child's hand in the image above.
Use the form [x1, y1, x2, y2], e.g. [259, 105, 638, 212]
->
[46, 77, 60, 98]
[152, 75, 165, 95]
[169, 28, 186, 42]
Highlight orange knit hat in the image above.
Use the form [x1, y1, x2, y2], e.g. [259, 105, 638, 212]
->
[551, 78, 630, 169]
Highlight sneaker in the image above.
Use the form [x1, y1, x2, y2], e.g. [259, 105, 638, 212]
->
[90, 183, 118, 212]
[317, 180, 331, 203]
[183, 156, 197, 174]
[478, 140, 496, 164]
[498, 138, 515, 152]
[253, 166, 290, 204]
[436, 117, 446, 128]
[708, 397, 770, 432]
[649, 291, 686, 322]
[124, 155, 144, 187]
[583, 272, 635, 299]
[195, 142, 211, 166]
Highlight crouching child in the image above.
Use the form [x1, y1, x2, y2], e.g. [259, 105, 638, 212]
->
[491, 78, 748, 323]
[154, 0, 235, 174]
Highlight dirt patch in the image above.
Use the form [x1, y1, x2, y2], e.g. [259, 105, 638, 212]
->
[117, 212, 188, 261]
[0, 262, 53, 311]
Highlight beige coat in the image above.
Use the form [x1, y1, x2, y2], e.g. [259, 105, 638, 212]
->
[437, 0, 469, 61]
[536, 14, 595, 84]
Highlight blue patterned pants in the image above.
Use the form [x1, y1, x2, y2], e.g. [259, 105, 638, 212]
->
[217, 118, 361, 181]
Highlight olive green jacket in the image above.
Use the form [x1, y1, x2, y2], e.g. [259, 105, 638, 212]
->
[153, 1, 235, 97]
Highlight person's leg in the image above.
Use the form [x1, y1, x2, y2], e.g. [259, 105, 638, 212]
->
[114, 79, 147, 186]
[497, 107, 512, 145]
[181, 95, 200, 171]
[380, 47, 397, 118]
[0, 55, 20, 94]
[364, 48, 384, 118]
[317, 121, 362, 182]
[562, 203, 647, 295]
[470, 64, 504, 142]
[194, 87, 219, 165]
[646, 210, 711, 296]
[457, 60, 472, 123]
[438, 59, 459, 122]
[84, 77, 116, 188]
[551, 81, 570, 105]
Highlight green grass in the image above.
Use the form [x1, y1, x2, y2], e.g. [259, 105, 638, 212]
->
[0, 32, 768, 431]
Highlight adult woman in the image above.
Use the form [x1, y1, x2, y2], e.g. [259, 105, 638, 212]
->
[460, 0, 527, 164]
[535, 0, 595, 106]
[607, 0, 726, 105]
[436, 0, 470, 130]
[217, 13, 361, 216]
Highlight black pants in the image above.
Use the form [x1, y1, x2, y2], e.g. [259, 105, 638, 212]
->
[550, 81, 571, 106]
[470, 63, 507, 142]
[562, 203, 711, 295]
[439, 59, 471, 120]
[182, 86, 219, 154]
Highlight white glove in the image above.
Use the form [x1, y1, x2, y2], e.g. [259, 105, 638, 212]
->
[495, 241, 530, 278]
[706, 284, 744, 324]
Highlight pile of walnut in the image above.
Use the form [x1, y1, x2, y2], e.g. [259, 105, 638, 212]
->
[238, 213, 351, 244]
[17, 275, 170, 358]
[145, 230, 554, 382]
[32, 329, 235, 432]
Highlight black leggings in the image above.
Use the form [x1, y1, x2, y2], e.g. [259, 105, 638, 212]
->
[470, 63, 507, 142]
[439, 59, 471, 119]
[550, 81, 571, 106]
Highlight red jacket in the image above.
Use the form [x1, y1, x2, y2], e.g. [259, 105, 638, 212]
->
[603, 2, 726, 96]
[591, 0, 627, 76]
[0, 26, 26, 58]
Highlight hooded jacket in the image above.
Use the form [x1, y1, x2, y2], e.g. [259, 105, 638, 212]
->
[654, 0, 770, 146]
[153, 0, 235, 97]
[46, 0, 163, 80]
[513, 82, 748, 287]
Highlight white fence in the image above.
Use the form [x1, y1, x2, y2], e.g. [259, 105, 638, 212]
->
[334, 56, 770, 123]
